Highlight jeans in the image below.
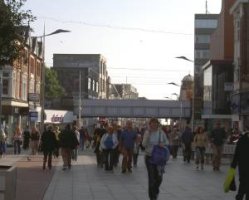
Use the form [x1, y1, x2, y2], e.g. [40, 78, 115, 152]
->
[212, 144, 223, 170]
[103, 149, 114, 170]
[43, 151, 53, 169]
[14, 140, 22, 154]
[145, 155, 163, 200]
[122, 148, 133, 171]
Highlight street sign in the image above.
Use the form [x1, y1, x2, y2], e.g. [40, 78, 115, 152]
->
[28, 93, 40, 102]
[29, 111, 38, 122]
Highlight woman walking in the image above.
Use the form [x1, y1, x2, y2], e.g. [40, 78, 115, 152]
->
[142, 118, 169, 200]
[13, 126, 22, 154]
[100, 125, 118, 171]
[193, 126, 208, 170]
[30, 126, 40, 155]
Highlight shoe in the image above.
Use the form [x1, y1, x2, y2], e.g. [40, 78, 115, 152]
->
[196, 165, 199, 170]
[122, 169, 126, 173]
[62, 167, 67, 171]
[201, 165, 204, 170]
[128, 168, 132, 173]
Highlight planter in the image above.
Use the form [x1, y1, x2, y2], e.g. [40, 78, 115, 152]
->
[0, 165, 16, 200]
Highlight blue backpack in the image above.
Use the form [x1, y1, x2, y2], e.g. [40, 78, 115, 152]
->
[104, 135, 114, 149]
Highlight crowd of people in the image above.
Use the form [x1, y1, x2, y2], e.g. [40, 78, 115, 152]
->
[0, 119, 246, 200]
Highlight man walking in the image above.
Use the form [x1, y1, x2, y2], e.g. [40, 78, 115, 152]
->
[181, 125, 193, 163]
[120, 121, 137, 173]
[210, 121, 227, 171]
[59, 124, 79, 170]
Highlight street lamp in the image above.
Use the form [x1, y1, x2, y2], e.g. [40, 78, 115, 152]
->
[40, 28, 70, 132]
[175, 56, 194, 131]
[168, 82, 180, 87]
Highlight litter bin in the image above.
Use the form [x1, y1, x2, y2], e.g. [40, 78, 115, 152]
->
[0, 165, 16, 200]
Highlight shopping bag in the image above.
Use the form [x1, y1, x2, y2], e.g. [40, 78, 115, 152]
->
[224, 168, 236, 193]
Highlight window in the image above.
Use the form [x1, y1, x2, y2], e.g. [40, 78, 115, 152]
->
[3, 80, 9, 96]
[195, 19, 218, 28]
[21, 74, 27, 100]
[195, 35, 210, 44]
[30, 57, 35, 74]
[96, 82, 99, 92]
[88, 77, 91, 90]
[37, 61, 41, 77]
[195, 50, 210, 59]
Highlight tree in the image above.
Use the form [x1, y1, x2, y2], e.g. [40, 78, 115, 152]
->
[45, 67, 65, 98]
[0, 0, 35, 65]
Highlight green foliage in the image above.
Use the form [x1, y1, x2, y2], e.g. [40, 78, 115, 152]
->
[45, 67, 65, 98]
[0, 0, 36, 65]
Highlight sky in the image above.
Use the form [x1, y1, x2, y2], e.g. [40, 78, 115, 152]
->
[23, 0, 222, 100]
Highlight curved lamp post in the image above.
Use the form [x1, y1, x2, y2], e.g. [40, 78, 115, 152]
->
[40, 29, 70, 132]
[176, 56, 194, 131]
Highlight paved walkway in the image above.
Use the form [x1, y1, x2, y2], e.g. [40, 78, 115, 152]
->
[43, 152, 236, 200]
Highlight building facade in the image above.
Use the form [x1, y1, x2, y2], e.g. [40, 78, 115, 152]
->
[202, 0, 236, 131]
[230, 0, 249, 131]
[0, 27, 42, 139]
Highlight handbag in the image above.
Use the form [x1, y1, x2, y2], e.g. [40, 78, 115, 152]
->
[150, 131, 170, 166]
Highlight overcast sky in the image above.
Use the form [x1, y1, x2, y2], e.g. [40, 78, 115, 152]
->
[24, 0, 222, 99]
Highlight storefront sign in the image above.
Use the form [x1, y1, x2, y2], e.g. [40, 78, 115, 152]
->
[44, 109, 74, 124]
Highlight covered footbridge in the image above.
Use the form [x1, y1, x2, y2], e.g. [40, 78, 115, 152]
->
[76, 99, 191, 118]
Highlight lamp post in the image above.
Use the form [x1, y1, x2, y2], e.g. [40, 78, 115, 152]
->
[175, 56, 194, 131]
[40, 28, 70, 132]
[172, 92, 183, 131]
[167, 81, 183, 130]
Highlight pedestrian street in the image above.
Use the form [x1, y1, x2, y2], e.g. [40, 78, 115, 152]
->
[44, 152, 236, 200]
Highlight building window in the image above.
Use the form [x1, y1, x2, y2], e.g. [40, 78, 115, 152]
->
[37, 61, 41, 77]
[195, 35, 210, 44]
[30, 57, 35, 74]
[195, 50, 210, 59]
[21, 74, 27, 100]
[3, 80, 9, 96]
[195, 19, 218, 28]
[92, 80, 95, 92]
[88, 77, 91, 90]
[96, 82, 99, 93]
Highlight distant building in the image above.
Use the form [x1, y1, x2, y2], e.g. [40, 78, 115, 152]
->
[180, 74, 193, 101]
[194, 13, 219, 125]
[53, 54, 108, 109]
[110, 83, 139, 99]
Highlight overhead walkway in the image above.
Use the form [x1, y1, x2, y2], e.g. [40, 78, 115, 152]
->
[76, 99, 191, 118]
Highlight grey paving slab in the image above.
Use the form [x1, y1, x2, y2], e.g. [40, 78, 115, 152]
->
[44, 152, 236, 200]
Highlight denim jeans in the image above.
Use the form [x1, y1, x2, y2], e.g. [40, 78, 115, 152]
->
[145, 155, 163, 200]
[14, 140, 22, 154]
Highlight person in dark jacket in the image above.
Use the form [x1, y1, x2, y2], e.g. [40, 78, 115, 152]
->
[230, 127, 249, 200]
[22, 126, 30, 150]
[59, 124, 79, 170]
[181, 125, 193, 163]
[210, 121, 227, 171]
[93, 126, 107, 168]
[41, 126, 57, 170]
